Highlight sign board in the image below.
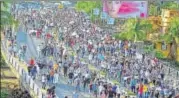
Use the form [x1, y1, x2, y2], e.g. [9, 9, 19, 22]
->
[107, 17, 115, 25]
[101, 12, 108, 19]
[93, 8, 100, 15]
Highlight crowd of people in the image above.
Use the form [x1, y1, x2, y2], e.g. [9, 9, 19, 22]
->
[7, 88, 32, 98]
[7, 3, 179, 98]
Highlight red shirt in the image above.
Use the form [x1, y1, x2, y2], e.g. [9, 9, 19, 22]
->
[30, 59, 35, 66]
[46, 33, 51, 39]
[139, 84, 143, 94]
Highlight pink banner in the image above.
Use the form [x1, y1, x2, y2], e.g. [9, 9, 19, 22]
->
[103, 0, 148, 18]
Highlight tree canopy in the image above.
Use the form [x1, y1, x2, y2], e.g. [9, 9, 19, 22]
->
[114, 18, 152, 42]
[160, 17, 179, 44]
[1, 1, 19, 33]
[149, 1, 179, 16]
[75, 1, 102, 14]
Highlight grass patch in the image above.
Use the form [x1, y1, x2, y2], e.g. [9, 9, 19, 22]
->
[88, 64, 98, 71]
[99, 70, 106, 76]
[1, 69, 17, 77]
[111, 80, 120, 85]
[127, 90, 136, 96]
[1, 89, 9, 98]
[1, 53, 7, 67]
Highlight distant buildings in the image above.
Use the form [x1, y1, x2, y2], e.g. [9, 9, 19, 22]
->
[147, 9, 179, 61]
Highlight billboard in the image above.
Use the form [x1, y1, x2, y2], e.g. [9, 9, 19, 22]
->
[103, 1, 148, 18]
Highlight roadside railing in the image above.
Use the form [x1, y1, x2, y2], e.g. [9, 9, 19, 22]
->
[1, 39, 46, 98]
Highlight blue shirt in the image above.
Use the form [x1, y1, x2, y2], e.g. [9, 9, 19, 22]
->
[98, 53, 104, 61]
[72, 93, 79, 98]
[112, 86, 117, 92]
[92, 84, 97, 91]
[130, 79, 137, 86]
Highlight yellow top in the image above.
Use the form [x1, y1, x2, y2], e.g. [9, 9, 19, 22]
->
[58, 4, 63, 9]
[143, 85, 148, 92]
[53, 63, 58, 71]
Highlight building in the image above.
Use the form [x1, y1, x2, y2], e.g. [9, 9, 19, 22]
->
[147, 9, 179, 62]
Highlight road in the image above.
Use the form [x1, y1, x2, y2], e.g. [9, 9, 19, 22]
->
[16, 27, 92, 98]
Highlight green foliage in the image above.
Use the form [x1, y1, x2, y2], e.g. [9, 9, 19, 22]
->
[161, 1, 179, 10]
[111, 80, 120, 85]
[144, 45, 154, 54]
[149, 4, 159, 16]
[75, 1, 102, 22]
[155, 51, 165, 59]
[176, 62, 179, 67]
[1, 89, 9, 98]
[159, 17, 179, 44]
[75, 1, 102, 14]
[1, 1, 19, 31]
[0, 53, 7, 67]
[149, 1, 179, 16]
[114, 19, 152, 42]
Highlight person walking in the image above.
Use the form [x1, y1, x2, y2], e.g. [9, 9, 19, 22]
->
[100, 90, 107, 98]
[68, 71, 74, 85]
[75, 76, 81, 92]
[108, 88, 115, 98]
[49, 69, 55, 84]
[53, 71, 59, 85]
[53, 63, 59, 72]
[42, 74, 46, 89]
[63, 62, 68, 77]
[31, 66, 37, 80]
[92, 83, 98, 98]
[37, 45, 41, 58]
[72, 91, 79, 98]
[99, 83, 104, 96]
[84, 71, 90, 92]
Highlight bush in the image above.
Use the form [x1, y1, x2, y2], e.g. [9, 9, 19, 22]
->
[175, 61, 179, 68]
[155, 51, 165, 59]
[143, 44, 154, 54]
[1, 89, 9, 98]
[0, 53, 7, 67]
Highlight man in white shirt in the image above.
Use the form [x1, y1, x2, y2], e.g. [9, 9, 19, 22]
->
[98, 84, 104, 96]
[41, 74, 46, 89]
[53, 72, 59, 85]
[37, 45, 41, 58]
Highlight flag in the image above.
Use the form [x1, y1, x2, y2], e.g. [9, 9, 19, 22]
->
[93, 8, 100, 16]
[101, 12, 108, 19]
[107, 17, 115, 25]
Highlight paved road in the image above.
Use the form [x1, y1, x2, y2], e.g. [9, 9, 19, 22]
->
[16, 27, 92, 98]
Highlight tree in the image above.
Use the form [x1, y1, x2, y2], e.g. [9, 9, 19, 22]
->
[161, 1, 179, 10]
[149, 3, 159, 16]
[148, 1, 179, 16]
[159, 17, 179, 59]
[1, 1, 19, 35]
[114, 18, 153, 42]
[75, 1, 101, 14]
[75, 1, 102, 22]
